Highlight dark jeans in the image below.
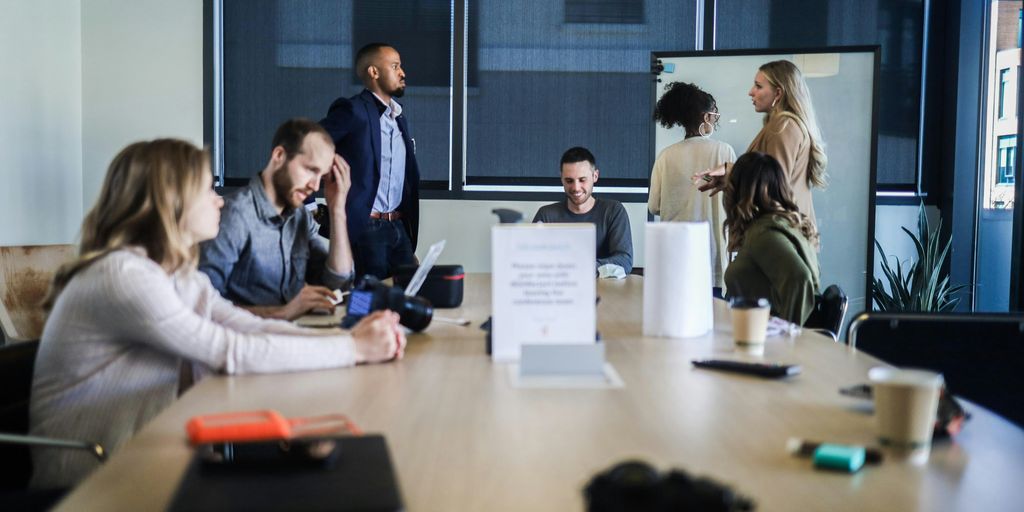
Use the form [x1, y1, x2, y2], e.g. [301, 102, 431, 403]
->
[353, 219, 416, 280]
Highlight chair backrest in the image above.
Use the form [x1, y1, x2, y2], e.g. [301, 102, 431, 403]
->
[0, 245, 76, 342]
[0, 339, 40, 490]
[848, 312, 1024, 427]
[803, 284, 848, 339]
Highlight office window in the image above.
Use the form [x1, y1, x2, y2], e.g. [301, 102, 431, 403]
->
[715, 0, 924, 187]
[465, 0, 694, 187]
[999, 68, 1010, 119]
[997, 135, 1016, 185]
[221, 0, 452, 183]
[565, 0, 644, 24]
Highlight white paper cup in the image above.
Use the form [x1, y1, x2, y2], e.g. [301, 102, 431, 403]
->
[729, 297, 770, 344]
[868, 367, 944, 463]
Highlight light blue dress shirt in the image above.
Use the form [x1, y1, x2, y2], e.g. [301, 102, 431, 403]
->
[372, 94, 407, 213]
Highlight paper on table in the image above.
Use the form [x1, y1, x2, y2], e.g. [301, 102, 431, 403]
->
[642, 222, 713, 338]
[491, 224, 596, 362]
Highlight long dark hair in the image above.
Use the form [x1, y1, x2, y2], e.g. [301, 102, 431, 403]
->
[723, 152, 818, 252]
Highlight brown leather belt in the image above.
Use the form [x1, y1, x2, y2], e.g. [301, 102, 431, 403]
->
[370, 211, 403, 221]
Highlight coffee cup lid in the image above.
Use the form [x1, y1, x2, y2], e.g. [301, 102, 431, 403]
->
[867, 366, 944, 388]
[728, 297, 770, 309]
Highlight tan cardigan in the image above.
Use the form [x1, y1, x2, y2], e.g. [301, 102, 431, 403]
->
[747, 114, 816, 231]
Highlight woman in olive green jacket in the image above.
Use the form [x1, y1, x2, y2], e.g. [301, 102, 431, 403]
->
[722, 152, 820, 325]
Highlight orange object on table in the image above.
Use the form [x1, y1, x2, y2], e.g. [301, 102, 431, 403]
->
[186, 410, 363, 445]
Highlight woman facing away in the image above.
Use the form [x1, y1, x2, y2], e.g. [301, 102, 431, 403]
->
[29, 139, 405, 489]
[698, 60, 828, 235]
[722, 152, 820, 325]
[649, 81, 736, 289]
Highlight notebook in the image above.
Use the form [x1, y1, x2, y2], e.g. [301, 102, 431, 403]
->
[168, 434, 404, 512]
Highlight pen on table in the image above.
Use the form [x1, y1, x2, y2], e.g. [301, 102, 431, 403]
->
[786, 437, 884, 464]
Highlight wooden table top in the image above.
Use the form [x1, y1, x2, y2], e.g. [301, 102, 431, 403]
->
[55, 274, 1024, 511]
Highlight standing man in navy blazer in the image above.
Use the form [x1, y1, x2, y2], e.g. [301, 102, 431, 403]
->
[321, 42, 419, 279]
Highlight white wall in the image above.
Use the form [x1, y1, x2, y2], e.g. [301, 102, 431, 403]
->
[0, 0, 83, 245]
[0, 0, 203, 246]
[81, 0, 204, 211]
[418, 200, 649, 272]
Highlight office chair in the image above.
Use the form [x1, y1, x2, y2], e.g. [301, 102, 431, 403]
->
[847, 312, 1024, 427]
[0, 340, 106, 510]
[803, 284, 848, 340]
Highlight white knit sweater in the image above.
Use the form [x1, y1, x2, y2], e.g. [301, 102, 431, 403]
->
[29, 248, 358, 489]
[648, 137, 736, 288]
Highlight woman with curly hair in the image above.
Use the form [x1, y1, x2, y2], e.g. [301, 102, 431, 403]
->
[722, 152, 820, 325]
[650, 81, 736, 288]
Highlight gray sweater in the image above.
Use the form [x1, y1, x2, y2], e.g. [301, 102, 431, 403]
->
[532, 198, 633, 274]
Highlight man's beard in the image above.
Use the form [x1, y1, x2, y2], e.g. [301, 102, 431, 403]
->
[271, 163, 301, 209]
[390, 85, 405, 98]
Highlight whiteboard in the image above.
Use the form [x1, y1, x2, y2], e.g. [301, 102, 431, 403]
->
[651, 50, 878, 330]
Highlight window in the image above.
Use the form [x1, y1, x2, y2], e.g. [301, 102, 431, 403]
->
[999, 68, 1010, 119]
[565, 0, 644, 24]
[220, 0, 452, 183]
[715, 0, 925, 187]
[466, 1, 694, 189]
[997, 135, 1016, 185]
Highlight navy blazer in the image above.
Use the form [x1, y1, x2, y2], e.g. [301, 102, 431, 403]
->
[320, 89, 420, 250]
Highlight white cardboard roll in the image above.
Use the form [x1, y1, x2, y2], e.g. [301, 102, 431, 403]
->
[643, 222, 713, 338]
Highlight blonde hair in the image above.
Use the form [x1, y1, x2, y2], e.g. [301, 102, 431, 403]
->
[44, 139, 211, 310]
[758, 60, 828, 188]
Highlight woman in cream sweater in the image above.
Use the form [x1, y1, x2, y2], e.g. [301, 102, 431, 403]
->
[649, 82, 736, 288]
[30, 139, 405, 489]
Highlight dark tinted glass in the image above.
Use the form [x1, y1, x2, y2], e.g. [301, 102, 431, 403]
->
[716, 0, 924, 185]
[222, 0, 452, 182]
[465, 0, 696, 185]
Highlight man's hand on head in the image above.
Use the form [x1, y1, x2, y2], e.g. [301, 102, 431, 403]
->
[324, 154, 352, 218]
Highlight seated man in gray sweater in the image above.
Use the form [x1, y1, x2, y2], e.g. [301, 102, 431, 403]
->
[532, 146, 633, 274]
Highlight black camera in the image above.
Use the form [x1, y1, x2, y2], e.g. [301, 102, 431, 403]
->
[585, 460, 755, 512]
[341, 276, 433, 332]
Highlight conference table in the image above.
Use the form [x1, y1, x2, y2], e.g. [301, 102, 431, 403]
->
[55, 274, 1024, 511]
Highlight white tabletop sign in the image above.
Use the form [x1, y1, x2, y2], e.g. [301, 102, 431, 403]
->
[491, 224, 596, 362]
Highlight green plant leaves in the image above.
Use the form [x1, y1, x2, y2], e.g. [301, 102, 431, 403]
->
[871, 203, 968, 312]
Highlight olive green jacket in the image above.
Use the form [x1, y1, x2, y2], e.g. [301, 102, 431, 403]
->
[724, 215, 820, 324]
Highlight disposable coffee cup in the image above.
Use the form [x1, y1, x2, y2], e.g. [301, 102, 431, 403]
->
[868, 367, 943, 463]
[729, 297, 770, 344]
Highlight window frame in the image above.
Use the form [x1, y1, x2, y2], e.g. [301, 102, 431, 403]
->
[203, 0, 920, 201]
[997, 134, 1017, 185]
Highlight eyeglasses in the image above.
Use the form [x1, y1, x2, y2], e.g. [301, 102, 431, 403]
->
[705, 111, 721, 119]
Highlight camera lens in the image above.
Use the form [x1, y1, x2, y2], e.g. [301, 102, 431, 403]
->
[384, 285, 433, 331]
[398, 295, 433, 332]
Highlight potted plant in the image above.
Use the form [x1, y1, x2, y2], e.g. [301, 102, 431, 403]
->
[872, 203, 967, 312]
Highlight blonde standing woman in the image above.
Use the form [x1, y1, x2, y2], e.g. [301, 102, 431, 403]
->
[30, 139, 405, 490]
[697, 60, 828, 234]
[649, 82, 736, 289]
